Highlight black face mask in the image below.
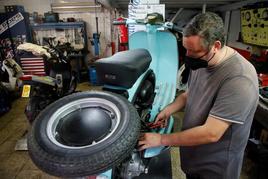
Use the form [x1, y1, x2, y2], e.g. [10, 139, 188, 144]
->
[184, 51, 215, 71]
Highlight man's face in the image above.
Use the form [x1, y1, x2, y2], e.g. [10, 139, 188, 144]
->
[182, 35, 214, 60]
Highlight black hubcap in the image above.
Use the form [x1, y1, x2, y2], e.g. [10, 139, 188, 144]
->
[56, 107, 112, 146]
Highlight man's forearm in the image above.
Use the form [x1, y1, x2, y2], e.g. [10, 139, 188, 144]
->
[164, 92, 187, 116]
[160, 115, 230, 147]
[160, 125, 218, 147]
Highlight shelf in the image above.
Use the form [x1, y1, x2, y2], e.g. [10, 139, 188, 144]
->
[30, 21, 88, 49]
[31, 22, 86, 30]
[30, 21, 88, 82]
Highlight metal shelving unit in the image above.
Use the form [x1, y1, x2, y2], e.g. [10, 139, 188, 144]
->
[31, 22, 88, 49]
[31, 22, 88, 81]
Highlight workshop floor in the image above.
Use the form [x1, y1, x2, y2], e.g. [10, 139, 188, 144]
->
[0, 82, 253, 179]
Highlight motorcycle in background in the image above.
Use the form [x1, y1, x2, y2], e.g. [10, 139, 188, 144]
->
[18, 39, 77, 123]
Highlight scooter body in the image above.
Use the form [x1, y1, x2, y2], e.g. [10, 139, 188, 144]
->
[128, 23, 178, 157]
[26, 14, 180, 179]
[94, 19, 178, 178]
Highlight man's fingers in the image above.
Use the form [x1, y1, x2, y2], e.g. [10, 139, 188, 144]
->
[138, 133, 161, 151]
[154, 117, 161, 123]
[138, 144, 148, 151]
[164, 118, 168, 127]
[155, 112, 166, 122]
[138, 140, 146, 146]
[139, 133, 145, 140]
[138, 133, 148, 151]
[154, 117, 165, 124]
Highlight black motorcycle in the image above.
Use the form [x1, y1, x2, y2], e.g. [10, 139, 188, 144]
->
[18, 39, 77, 123]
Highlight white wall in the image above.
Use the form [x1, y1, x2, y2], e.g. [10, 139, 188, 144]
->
[0, 0, 117, 58]
[58, 9, 116, 58]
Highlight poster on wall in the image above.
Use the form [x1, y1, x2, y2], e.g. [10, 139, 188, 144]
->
[128, 4, 165, 35]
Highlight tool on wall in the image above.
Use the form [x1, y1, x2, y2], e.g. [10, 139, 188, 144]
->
[91, 0, 100, 57]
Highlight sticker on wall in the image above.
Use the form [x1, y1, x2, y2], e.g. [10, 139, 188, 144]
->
[0, 12, 24, 35]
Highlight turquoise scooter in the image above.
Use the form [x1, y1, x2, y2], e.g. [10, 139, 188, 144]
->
[27, 13, 181, 178]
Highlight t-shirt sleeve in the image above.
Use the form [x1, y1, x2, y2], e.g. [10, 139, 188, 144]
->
[187, 70, 192, 87]
[209, 76, 258, 124]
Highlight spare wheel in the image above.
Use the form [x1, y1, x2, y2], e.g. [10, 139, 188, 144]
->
[27, 91, 140, 177]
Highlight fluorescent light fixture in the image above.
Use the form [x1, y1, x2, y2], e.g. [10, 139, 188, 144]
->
[51, 2, 102, 13]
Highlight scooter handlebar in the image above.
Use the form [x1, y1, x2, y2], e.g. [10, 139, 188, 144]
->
[172, 25, 183, 33]
[163, 22, 183, 33]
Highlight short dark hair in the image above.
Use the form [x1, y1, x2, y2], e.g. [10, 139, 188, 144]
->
[183, 12, 225, 49]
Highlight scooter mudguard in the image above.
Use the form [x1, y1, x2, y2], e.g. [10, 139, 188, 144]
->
[129, 26, 179, 158]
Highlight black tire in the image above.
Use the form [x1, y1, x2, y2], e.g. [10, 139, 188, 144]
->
[27, 91, 140, 177]
[0, 83, 11, 115]
[25, 97, 41, 123]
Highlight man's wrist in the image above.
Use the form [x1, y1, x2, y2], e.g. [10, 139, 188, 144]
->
[160, 134, 167, 146]
[163, 106, 172, 117]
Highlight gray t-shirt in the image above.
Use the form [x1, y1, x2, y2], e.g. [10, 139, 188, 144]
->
[180, 52, 259, 179]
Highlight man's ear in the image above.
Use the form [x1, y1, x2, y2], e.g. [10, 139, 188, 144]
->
[212, 41, 222, 53]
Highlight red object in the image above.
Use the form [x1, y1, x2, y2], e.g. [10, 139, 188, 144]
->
[20, 57, 46, 76]
[147, 121, 164, 129]
[119, 44, 128, 51]
[258, 50, 268, 62]
[19, 75, 33, 81]
[259, 73, 268, 87]
[231, 47, 251, 60]
[117, 17, 128, 44]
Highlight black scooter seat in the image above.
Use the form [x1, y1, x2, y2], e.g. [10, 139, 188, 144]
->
[95, 49, 152, 89]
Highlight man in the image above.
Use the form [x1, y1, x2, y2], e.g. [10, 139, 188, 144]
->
[138, 12, 259, 179]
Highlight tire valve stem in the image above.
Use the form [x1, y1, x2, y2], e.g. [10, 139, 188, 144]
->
[144, 167, 148, 174]
[110, 112, 115, 119]
[55, 132, 59, 139]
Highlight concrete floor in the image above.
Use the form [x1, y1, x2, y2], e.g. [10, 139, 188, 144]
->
[0, 82, 253, 179]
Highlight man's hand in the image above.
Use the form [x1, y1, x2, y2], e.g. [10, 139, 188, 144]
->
[138, 133, 162, 151]
[154, 109, 170, 128]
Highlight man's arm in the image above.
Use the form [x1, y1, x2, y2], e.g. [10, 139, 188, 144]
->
[164, 91, 188, 115]
[154, 91, 188, 126]
[161, 116, 230, 146]
[139, 116, 230, 150]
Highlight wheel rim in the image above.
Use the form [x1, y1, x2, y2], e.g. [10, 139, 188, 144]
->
[46, 97, 121, 149]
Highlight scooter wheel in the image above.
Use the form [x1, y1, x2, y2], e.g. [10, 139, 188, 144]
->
[25, 96, 41, 123]
[27, 91, 140, 177]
